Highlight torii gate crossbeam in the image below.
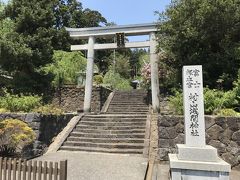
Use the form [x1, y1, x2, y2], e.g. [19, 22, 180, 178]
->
[66, 23, 160, 113]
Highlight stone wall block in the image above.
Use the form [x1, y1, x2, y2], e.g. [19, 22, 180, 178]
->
[159, 127, 170, 139]
[158, 115, 240, 168]
[208, 140, 227, 155]
[175, 122, 184, 133]
[221, 153, 238, 167]
[206, 124, 224, 140]
[0, 113, 26, 121]
[226, 117, 239, 131]
[159, 148, 174, 160]
[159, 116, 180, 127]
[167, 127, 178, 139]
[25, 113, 41, 122]
[232, 130, 240, 145]
[159, 139, 174, 148]
[205, 116, 216, 129]
[219, 128, 233, 144]
[29, 122, 40, 130]
[174, 133, 184, 144]
[227, 141, 240, 156]
[215, 117, 228, 129]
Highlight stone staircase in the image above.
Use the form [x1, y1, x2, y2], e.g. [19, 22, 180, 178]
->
[60, 90, 150, 154]
[107, 90, 149, 114]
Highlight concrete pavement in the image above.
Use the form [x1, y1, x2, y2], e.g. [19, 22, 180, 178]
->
[35, 151, 148, 180]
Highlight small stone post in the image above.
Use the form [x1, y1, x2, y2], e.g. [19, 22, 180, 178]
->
[83, 36, 95, 112]
[150, 32, 160, 113]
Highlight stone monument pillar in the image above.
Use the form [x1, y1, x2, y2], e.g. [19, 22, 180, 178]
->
[169, 65, 231, 180]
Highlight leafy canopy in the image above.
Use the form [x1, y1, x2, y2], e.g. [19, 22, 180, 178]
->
[43, 50, 98, 87]
[1, 0, 56, 94]
[157, 0, 240, 89]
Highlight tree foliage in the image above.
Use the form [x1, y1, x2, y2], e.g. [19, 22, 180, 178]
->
[1, 0, 56, 94]
[157, 0, 240, 89]
[0, 0, 107, 94]
[103, 70, 132, 90]
[43, 50, 98, 87]
[52, 0, 107, 50]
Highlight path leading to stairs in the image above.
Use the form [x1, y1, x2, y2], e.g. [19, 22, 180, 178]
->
[35, 151, 148, 180]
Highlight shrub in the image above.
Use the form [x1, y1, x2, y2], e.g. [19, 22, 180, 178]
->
[94, 75, 103, 85]
[168, 88, 238, 115]
[103, 70, 132, 90]
[216, 109, 240, 117]
[168, 90, 183, 115]
[0, 108, 8, 113]
[0, 119, 35, 156]
[0, 92, 42, 112]
[204, 88, 237, 114]
[33, 104, 64, 115]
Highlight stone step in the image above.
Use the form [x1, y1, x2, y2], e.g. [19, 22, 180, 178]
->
[107, 106, 149, 109]
[113, 94, 146, 96]
[106, 112, 148, 114]
[75, 125, 146, 130]
[112, 97, 146, 99]
[84, 114, 147, 118]
[110, 101, 146, 103]
[83, 115, 147, 119]
[109, 103, 149, 108]
[107, 108, 149, 112]
[81, 118, 146, 122]
[114, 92, 147, 97]
[73, 129, 145, 134]
[106, 111, 148, 114]
[59, 146, 143, 154]
[111, 100, 146, 102]
[66, 137, 145, 143]
[63, 141, 144, 149]
[79, 121, 146, 126]
[110, 103, 147, 105]
[70, 132, 145, 138]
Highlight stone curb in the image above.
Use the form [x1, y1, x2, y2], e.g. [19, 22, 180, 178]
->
[101, 91, 115, 113]
[46, 114, 84, 154]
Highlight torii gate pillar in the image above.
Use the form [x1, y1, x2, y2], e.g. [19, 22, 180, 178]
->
[150, 32, 160, 112]
[84, 36, 95, 112]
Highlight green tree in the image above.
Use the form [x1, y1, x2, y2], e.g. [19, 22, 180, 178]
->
[1, 0, 56, 94]
[43, 50, 86, 87]
[54, 0, 107, 29]
[109, 52, 131, 79]
[130, 49, 148, 77]
[43, 50, 98, 87]
[52, 0, 107, 51]
[157, 0, 240, 89]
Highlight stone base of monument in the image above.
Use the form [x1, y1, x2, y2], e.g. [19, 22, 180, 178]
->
[169, 144, 231, 180]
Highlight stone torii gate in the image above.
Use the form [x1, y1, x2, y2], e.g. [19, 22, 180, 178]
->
[66, 23, 160, 112]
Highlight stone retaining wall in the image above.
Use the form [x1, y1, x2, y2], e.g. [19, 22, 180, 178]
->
[52, 85, 112, 112]
[158, 115, 240, 170]
[0, 113, 75, 158]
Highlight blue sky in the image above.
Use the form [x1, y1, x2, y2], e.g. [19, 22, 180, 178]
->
[81, 0, 171, 25]
[2, 0, 171, 25]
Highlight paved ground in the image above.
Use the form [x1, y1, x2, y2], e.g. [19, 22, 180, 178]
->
[152, 162, 240, 180]
[35, 151, 240, 180]
[35, 151, 148, 180]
